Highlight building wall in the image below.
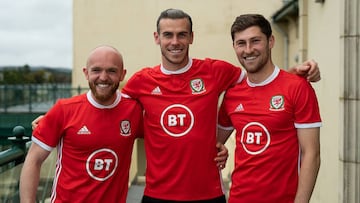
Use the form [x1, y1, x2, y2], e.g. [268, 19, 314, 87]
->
[307, 1, 341, 202]
[277, 1, 343, 202]
[72, 0, 287, 88]
[338, 0, 360, 202]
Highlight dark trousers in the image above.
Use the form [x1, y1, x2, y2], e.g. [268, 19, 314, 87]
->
[141, 195, 226, 203]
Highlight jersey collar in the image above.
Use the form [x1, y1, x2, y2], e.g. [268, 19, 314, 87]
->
[87, 90, 121, 109]
[160, 58, 193, 75]
[247, 66, 280, 87]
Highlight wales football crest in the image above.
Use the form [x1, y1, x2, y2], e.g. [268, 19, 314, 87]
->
[190, 78, 206, 94]
[120, 120, 131, 136]
[269, 95, 285, 111]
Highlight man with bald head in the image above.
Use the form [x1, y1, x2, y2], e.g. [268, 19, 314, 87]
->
[20, 45, 143, 203]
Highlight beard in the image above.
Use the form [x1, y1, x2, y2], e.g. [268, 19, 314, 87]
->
[241, 58, 267, 74]
[240, 48, 271, 74]
[161, 47, 189, 66]
[88, 82, 119, 104]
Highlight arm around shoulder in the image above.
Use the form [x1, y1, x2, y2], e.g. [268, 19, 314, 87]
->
[288, 59, 321, 82]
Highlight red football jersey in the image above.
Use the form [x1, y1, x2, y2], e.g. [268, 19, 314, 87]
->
[218, 67, 322, 203]
[122, 58, 244, 200]
[32, 91, 143, 203]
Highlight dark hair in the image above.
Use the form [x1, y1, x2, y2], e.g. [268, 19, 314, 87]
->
[231, 14, 272, 41]
[156, 8, 193, 33]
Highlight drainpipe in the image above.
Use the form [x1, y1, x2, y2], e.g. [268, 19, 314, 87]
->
[271, 0, 299, 69]
[272, 22, 289, 69]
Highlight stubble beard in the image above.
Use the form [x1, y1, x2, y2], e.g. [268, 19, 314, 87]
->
[161, 47, 189, 68]
[89, 82, 119, 104]
[241, 49, 271, 74]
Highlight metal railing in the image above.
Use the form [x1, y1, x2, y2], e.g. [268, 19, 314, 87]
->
[0, 84, 88, 113]
[0, 126, 30, 171]
[0, 83, 89, 202]
[0, 126, 55, 203]
[0, 126, 30, 202]
[0, 126, 30, 169]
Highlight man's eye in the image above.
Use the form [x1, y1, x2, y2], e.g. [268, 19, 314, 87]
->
[236, 42, 245, 47]
[163, 33, 172, 38]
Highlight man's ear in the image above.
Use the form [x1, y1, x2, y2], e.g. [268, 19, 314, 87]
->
[120, 69, 127, 81]
[189, 31, 194, 45]
[154, 32, 160, 45]
[269, 35, 275, 49]
[83, 67, 89, 80]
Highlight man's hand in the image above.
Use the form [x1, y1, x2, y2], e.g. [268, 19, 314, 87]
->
[215, 142, 229, 170]
[31, 115, 44, 130]
[290, 59, 321, 82]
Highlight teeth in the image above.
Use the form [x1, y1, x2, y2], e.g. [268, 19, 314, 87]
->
[97, 84, 109, 88]
[170, 49, 181, 53]
[245, 56, 256, 60]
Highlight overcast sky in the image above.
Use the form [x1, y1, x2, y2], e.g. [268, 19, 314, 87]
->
[0, 0, 72, 68]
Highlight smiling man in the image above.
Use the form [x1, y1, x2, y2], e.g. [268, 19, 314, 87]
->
[20, 46, 143, 203]
[217, 14, 322, 203]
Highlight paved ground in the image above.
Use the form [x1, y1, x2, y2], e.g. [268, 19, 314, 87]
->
[126, 184, 144, 203]
[126, 181, 230, 203]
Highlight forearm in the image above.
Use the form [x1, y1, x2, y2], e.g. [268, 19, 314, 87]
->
[20, 161, 42, 203]
[294, 152, 321, 203]
[217, 127, 233, 144]
[19, 143, 49, 203]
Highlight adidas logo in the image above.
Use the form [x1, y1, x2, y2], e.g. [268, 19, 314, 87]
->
[235, 103, 244, 112]
[151, 86, 162, 95]
[77, 125, 91, 135]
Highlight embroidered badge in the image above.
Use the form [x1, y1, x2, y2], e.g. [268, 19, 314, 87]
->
[190, 78, 206, 94]
[269, 95, 285, 111]
[120, 120, 131, 136]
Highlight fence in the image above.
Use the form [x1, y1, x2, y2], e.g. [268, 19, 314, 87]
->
[0, 126, 29, 171]
[0, 126, 30, 202]
[0, 84, 88, 113]
[0, 84, 88, 202]
[0, 84, 89, 138]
